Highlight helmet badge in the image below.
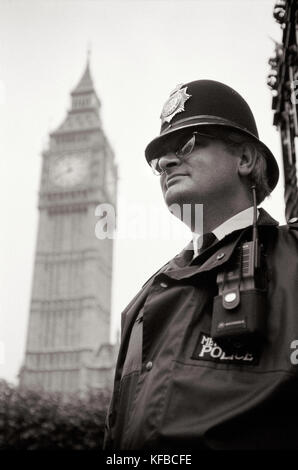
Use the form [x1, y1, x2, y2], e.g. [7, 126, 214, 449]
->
[160, 84, 191, 124]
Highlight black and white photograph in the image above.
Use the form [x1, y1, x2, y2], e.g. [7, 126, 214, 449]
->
[0, 0, 298, 458]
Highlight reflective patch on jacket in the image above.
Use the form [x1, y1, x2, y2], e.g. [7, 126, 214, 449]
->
[191, 332, 261, 365]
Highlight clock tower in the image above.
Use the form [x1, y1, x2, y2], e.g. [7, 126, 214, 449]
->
[19, 58, 118, 394]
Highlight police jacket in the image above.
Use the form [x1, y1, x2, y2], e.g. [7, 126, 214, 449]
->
[104, 209, 298, 450]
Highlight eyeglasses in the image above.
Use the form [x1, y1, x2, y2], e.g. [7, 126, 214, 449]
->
[150, 131, 215, 176]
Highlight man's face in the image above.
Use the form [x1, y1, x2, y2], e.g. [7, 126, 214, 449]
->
[158, 131, 241, 208]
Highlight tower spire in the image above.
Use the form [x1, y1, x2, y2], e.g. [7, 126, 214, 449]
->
[72, 52, 94, 95]
[52, 53, 102, 137]
[87, 41, 91, 65]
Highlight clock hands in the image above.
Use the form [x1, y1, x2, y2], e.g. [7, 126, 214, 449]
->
[51, 155, 88, 188]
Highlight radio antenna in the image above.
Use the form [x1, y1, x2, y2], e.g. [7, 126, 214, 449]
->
[251, 185, 259, 268]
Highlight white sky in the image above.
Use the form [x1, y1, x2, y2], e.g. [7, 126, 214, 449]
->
[0, 0, 286, 384]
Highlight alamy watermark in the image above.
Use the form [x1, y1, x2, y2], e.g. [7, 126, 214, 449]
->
[95, 202, 204, 250]
[291, 80, 298, 104]
[290, 340, 298, 365]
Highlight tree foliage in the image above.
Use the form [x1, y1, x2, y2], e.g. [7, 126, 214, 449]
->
[0, 380, 111, 450]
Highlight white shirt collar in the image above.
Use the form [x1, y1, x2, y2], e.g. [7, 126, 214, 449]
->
[192, 206, 258, 258]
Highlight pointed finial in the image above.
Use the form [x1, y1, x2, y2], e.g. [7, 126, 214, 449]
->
[87, 41, 92, 64]
[268, 35, 283, 56]
[268, 35, 279, 46]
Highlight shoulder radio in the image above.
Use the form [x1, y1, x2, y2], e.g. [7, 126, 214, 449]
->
[211, 187, 268, 351]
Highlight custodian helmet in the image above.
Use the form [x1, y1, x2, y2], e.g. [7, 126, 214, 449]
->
[145, 80, 279, 192]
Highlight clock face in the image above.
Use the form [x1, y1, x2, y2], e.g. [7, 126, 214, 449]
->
[50, 155, 88, 188]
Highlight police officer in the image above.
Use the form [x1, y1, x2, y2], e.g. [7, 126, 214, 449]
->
[104, 80, 298, 450]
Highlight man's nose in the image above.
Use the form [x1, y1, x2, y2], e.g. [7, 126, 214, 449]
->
[158, 153, 181, 172]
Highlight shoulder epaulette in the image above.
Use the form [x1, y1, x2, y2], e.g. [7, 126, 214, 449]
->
[141, 261, 170, 288]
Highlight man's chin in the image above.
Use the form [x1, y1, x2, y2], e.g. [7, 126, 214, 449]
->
[163, 185, 196, 206]
[164, 187, 181, 206]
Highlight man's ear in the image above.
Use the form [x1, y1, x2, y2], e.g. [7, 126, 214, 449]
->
[237, 143, 257, 177]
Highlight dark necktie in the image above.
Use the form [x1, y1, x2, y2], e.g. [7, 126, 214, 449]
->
[200, 232, 217, 251]
[195, 232, 218, 259]
[170, 232, 218, 267]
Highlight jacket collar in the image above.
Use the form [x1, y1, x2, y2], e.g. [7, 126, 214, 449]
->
[165, 208, 279, 279]
[255, 207, 279, 227]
